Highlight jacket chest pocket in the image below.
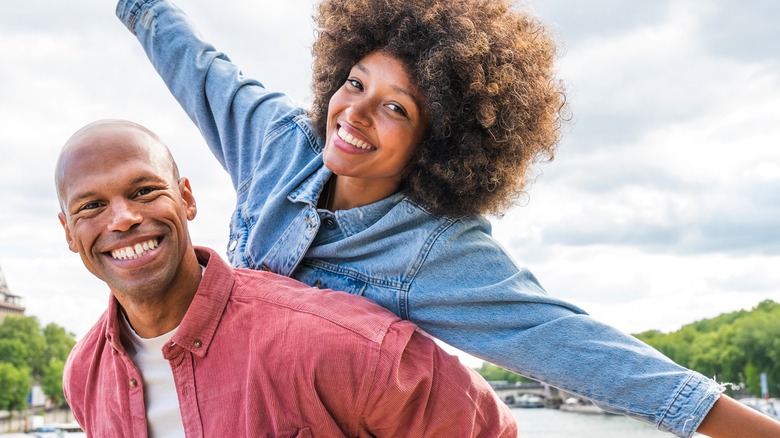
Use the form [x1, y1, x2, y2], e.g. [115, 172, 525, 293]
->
[293, 263, 403, 318]
[293, 264, 368, 296]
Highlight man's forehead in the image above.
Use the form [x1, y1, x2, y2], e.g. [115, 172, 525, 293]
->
[59, 137, 170, 192]
[60, 126, 170, 173]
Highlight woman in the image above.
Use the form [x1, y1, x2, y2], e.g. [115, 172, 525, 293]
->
[115, 0, 780, 435]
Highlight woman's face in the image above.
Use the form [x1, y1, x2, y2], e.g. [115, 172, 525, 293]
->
[323, 51, 428, 201]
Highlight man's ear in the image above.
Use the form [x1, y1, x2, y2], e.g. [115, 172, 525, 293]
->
[179, 177, 197, 221]
[58, 212, 78, 253]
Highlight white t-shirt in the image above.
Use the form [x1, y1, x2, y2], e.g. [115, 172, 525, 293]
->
[121, 314, 186, 438]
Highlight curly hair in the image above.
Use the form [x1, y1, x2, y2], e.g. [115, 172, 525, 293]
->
[310, 0, 565, 217]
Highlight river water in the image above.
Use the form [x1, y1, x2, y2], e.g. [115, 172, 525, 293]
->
[511, 408, 701, 437]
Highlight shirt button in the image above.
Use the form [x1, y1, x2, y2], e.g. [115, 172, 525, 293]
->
[129, 378, 138, 388]
[193, 339, 203, 348]
[228, 239, 238, 251]
[324, 218, 336, 229]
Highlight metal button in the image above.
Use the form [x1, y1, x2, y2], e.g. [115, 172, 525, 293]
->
[324, 218, 336, 229]
[228, 239, 238, 251]
[193, 339, 203, 348]
[129, 378, 138, 388]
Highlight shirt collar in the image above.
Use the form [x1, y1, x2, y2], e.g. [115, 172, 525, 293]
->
[164, 247, 233, 359]
[105, 247, 233, 360]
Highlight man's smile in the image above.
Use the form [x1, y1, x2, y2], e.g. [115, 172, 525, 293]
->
[109, 238, 160, 260]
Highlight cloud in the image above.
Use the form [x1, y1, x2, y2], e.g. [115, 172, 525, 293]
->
[695, 0, 780, 63]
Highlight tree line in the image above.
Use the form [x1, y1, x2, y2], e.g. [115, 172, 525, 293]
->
[478, 300, 779, 398]
[0, 315, 76, 414]
[636, 299, 779, 398]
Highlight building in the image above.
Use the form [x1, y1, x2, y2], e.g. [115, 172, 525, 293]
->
[0, 265, 25, 322]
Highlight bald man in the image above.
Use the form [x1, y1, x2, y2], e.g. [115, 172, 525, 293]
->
[56, 120, 517, 437]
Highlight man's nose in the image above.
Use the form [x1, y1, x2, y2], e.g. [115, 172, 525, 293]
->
[107, 199, 142, 232]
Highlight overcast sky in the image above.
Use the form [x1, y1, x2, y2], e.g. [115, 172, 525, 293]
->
[1, 0, 778, 367]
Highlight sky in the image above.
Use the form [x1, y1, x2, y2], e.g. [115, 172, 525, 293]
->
[1, 0, 779, 368]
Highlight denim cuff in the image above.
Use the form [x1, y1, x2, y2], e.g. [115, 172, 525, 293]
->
[658, 371, 724, 437]
[116, 0, 159, 34]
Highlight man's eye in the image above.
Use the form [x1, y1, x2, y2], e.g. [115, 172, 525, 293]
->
[75, 201, 102, 214]
[137, 187, 155, 196]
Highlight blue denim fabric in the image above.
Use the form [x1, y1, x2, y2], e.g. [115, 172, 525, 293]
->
[116, 1, 723, 435]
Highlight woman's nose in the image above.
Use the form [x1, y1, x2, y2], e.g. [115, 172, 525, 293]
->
[345, 98, 373, 127]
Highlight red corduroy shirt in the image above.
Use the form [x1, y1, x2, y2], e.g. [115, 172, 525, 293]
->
[63, 247, 517, 437]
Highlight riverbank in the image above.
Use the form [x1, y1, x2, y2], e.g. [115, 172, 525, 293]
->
[0, 408, 74, 435]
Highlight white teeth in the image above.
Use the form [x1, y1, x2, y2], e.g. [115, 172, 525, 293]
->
[338, 127, 374, 150]
[111, 239, 159, 260]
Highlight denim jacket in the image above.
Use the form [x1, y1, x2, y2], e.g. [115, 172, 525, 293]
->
[117, 1, 723, 435]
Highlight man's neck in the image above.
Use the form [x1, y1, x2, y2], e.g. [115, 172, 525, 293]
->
[116, 255, 203, 339]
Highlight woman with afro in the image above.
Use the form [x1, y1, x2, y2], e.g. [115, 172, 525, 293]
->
[115, 0, 780, 435]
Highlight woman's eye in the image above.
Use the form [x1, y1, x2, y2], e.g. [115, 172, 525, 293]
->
[347, 78, 363, 91]
[387, 103, 408, 117]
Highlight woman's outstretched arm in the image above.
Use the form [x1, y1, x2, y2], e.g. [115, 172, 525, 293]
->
[696, 395, 780, 437]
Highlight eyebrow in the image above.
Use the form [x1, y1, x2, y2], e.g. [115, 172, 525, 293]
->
[67, 175, 163, 207]
[354, 63, 423, 113]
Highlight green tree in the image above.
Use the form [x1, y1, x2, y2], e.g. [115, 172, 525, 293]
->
[0, 315, 46, 378]
[477, 362, 533, 384]
[0, 316, 77, 406]
[636, 300, 780, 398]
[42, 359, 67, 407]
[43, 323, 76, 364]
[0, 338, 29, 370]
[0, 362, 31, 412]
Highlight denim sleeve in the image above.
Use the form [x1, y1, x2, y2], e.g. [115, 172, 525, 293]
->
[408, 216, 723, 437]
[115, 0, 305, 193]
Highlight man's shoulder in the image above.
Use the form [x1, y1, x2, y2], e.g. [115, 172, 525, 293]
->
[231, 268, 411, 344]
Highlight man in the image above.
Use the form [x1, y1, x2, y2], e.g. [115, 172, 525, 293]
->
[56, 119, 517, 437]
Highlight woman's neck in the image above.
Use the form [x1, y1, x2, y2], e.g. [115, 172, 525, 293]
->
[325, 175, 401, 211]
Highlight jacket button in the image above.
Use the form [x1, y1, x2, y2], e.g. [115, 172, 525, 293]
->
[194, 339, 203, 348]
[129, 378, 138, 388]
[228, 239, 238, 251]
[324, 218, 336, 229]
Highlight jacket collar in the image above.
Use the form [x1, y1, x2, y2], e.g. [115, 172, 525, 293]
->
[288, 163, 406, 236]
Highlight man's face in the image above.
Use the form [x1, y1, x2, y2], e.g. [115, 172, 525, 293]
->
[57, 125, 197, 301]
